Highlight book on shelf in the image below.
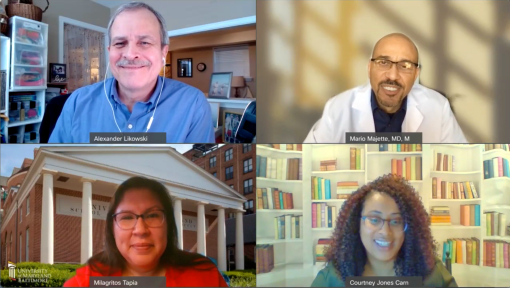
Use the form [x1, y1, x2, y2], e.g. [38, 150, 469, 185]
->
[378, 144, 422, 152]
[256, 156, 302, 180]
[443, 238, 480, 266]
[336, 181, 359, 199]
[433, 151, 455, 172]
[483, 157, 510, 179]
[431, 206, 451, 225]
[431, 178, 478, 199]
[311, 176, 332, 200]
[484, 212, 508, 236]
[274, 215, 303, 239]
[483, 240, 510, 268]
[349, 148, 365, 170]
[390, 156, 422, 180]
[256, 188, 295, 210]
[261, 144, 303, 151]
[256, 244, 275, 274]
[460, 204, 480, 226]
[320, 159, 337, 171]
[312, 203, 337, 228]
[316, 238, 333, 263]
[485, 144, 510, 151]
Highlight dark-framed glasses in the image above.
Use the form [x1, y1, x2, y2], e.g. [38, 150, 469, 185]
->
[371, 58, 420, 73]
[113, 210, 166, 230]
[361, 215, 408, 233]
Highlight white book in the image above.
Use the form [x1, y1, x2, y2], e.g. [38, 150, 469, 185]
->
[462, 240, 467, 264]
[271, 158, 277, 179]
[281, 144, 287, 151]
[433, 150, 437, 171]
[299, 216, 303, 239]
[493, 159, 499, 178]
[360, 148, 365, 170]
[282, 159, 288, 180]
[267, 188, 274, 209]
[332, 206, 337, 226]
[285, 214, 292, 239]
[274, 217, 279, 239]
[470, 182, 479, 198]
[499, 214, 507, 237]
[402, 160, 407, 180]
[276, 158, 283, 180]
[291, 216, 296, 239]
[267, 157, 273, 178]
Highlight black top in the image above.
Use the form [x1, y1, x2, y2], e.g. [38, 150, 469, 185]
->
[371, 90, 407, 132]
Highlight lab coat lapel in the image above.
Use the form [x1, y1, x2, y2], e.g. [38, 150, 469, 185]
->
[402, 87, 425, 132]
[352, 83, 376, 132]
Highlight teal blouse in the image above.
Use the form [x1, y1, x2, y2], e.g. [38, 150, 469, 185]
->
[311, 258, 458, 287]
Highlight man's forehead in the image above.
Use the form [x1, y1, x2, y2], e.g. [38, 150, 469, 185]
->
[373, 35, 418, 61]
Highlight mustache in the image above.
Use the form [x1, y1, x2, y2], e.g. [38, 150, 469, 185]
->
[116, 59, 151, 67]
[380, 80, 402, 88]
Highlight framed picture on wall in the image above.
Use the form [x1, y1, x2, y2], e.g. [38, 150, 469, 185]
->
[49, 63, 66, 83]
[208, 72, 232, 99]
[222, 109, 243, 143]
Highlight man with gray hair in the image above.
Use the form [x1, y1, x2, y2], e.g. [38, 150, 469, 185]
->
[305, 33, 467, 143]
[49, 2, 214, 143]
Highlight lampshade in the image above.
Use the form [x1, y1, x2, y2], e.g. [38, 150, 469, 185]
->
[231, 76, 245, 88]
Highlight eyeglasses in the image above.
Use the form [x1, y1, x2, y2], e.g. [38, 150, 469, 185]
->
[112, 210, 166, 230]
[371, 58, 420, 73]
[361, 215, 408, 233]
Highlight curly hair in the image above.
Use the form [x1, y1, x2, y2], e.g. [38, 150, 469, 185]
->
[326, 174, 436, 282]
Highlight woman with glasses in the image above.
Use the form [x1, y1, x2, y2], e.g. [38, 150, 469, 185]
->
[312, 174, 457, 287]
[64, 176, 228, 287]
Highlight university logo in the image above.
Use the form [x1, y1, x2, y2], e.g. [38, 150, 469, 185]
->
[8, 261, 16, 281]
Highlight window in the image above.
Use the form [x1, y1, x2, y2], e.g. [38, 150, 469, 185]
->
[225, 166, 234, 180]
[25, 228, 29, 262]
[213, 172, 217, 178]
[213, 45, 250, 77]
[26, 198, 29, 215]
[19, 234, 22, 262]
[209, 156, 216, 168]
[243, 144, 252, 153]
[228, 213, 236, 219]
[243, 158, 253, 173]
[244, 200, 254, 214]
[225, 148, 233, 162]
[244, 179, 253, 194]
[230, 185, 234, 189]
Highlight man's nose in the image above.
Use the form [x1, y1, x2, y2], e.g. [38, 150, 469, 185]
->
[123, 43, 140, 60]
[385, 63, 400, 80]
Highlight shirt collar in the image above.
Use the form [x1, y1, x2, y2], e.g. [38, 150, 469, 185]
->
[370, 89, 408, 113]
[110, 76, 163, 109]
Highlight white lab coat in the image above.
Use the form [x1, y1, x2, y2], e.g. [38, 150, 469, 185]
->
[304, 83, 467, 143]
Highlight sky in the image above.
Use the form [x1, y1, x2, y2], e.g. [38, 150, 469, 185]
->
[0, 144, 194, 177]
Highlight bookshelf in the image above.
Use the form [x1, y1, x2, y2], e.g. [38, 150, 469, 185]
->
[256, 144, 510, 287]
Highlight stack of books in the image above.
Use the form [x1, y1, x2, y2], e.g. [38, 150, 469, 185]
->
[336, 181, 359, 199]
[349, 148, 365, 170]
[378, 144, 422, 152]
[431, 179, 479, 199]
[485, 144, 510, 151]
[311, 176, 332, 200]
[484, 212, 507, 236]
[312, 203, 337, 228]
[390, 157, 422, 180]
[261, 144, 303, 151]
[256, 156, 302, 180]
[274, 215, 303, 239]
[433, 152, 455, 171]
[320, 159, 337, 171]
[316, 238, 332, 262]
[256, 244, 275, 274]
[483, 157, 510, 179]
[443, 238, 480, 265]
[430, 206, 451, 225]
[256, 188, 294, 210]
[460, 204, 480, 226]
[483, 240, 510, 268]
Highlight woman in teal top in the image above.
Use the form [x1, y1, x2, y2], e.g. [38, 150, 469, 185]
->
[312, 174, 457, 287]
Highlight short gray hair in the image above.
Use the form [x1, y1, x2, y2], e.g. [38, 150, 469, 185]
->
[107, 1, 169, 47]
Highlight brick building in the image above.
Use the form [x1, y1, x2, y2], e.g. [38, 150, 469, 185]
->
[0, 146, 247, 272]
[182, 144, 256, 268]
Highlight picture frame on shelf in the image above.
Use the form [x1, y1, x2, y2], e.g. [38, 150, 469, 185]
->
[222, 109, 242, 143]
[49, 63, 66, 83]
[208, 72, 232, 99]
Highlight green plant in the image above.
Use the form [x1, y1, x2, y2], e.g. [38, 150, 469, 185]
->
[224, 270, 256, 287]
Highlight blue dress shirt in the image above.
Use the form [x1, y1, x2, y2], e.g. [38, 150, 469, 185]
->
[371, 90, 407, 133]
[49, 76, 215, 143]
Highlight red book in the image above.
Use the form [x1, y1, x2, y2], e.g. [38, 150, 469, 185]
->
[312, 203, 317, 228]
[396, 160, 402, 177]
[498, 157, 503, 177]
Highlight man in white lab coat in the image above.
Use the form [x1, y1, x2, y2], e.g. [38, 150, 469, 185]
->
[304, 33, 467, 143]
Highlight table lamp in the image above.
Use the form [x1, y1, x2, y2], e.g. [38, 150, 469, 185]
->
[231, 76, 253, 98]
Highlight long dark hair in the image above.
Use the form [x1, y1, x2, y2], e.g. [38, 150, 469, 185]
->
[88, 176, 213, 275]
[326, 174, 436, 282]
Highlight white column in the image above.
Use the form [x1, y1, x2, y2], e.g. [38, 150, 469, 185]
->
[235, 210, 245, 270]
[41, 170, 57, 264]
[80, 178, 95, 263]
[173, 198, 183, 250]
[217, 207, 226, 271]
[197, 202, 208, 256]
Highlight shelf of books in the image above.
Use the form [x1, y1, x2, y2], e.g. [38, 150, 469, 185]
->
[256, 144, 510, 287]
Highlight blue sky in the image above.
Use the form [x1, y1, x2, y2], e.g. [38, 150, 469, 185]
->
[0, 144, 193, 177]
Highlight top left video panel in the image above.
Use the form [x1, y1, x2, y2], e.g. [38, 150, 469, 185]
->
[0, 0, 256, 144]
